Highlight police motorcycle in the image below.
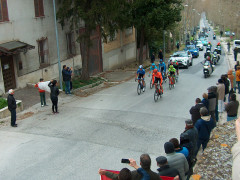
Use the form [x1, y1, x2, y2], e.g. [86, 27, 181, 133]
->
[202, 56, 215, 78]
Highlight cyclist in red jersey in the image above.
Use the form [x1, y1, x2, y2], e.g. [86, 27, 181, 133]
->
[152, 69, 163, 94]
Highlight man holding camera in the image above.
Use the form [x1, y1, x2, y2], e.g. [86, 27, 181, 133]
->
[62, 65, 72, 94]
[99, 154, 161, 180]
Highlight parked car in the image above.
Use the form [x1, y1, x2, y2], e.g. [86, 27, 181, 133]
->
[225, 31, 235, 37]
[168, 51, 193, 69]
[196, 41, 204, 51]
[186, 45, 199, 58]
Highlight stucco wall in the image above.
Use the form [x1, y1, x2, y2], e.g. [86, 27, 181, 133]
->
[0, 0, 82, 93]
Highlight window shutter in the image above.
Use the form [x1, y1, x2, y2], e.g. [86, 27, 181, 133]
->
[39, 0, 44, 16]
[34, 0, 39, 17]
[2, 0, 9, 21]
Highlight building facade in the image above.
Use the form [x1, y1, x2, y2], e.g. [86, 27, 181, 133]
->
[0, 0, 136, 94]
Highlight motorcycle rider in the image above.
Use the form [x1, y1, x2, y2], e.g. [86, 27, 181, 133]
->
[205, 50, 212, 59]
[205, 56, 214, 72]
[207, 42, 212, 51]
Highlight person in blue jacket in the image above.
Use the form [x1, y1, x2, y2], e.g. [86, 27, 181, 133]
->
[149, 63, 158, 76]
[195, 107, 215, 153]
[158, 59, 166, 80]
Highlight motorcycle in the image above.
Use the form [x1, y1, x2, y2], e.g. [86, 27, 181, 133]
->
[202, 61, 214, 78]
[212, 54, 218, 65]
[217, 45, 222, 55]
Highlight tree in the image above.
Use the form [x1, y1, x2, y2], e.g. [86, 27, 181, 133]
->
[130, 0, 183, 64]
[57, 0, 130, 80]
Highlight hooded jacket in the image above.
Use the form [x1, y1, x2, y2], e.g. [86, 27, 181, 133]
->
[189, 103, 205, 124]
[183, 128, 198, 158]
[225, 100, 239, 116]
[194, 115, 215, 140]
[208, 91, 216, 112]
[228, 70, 234, 89]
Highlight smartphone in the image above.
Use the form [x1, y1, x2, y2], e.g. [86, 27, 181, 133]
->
[121, 159, 130, 164]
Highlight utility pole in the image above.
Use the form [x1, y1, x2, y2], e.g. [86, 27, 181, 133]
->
[53, 0, 63, 90]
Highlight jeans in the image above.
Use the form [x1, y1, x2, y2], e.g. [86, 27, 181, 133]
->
[10, 109, 16, 126]
[197, 138, 209, 152]
[64, 81, 71, 94]
[40, 92, 46, 105]
[51, 98, 58, 113]
[237, 81, 240, 94]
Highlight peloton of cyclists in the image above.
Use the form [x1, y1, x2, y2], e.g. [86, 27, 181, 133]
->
[136, 65, 146, 92]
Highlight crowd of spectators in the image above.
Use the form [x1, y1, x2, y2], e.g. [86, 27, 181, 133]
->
[98, 69, 240, 180]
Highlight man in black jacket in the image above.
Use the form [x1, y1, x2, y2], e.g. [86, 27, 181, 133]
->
[7, 89, 17, 127]
[62, 65, 72, 94]
[156, 156, 180, 179]
[189, 98, 205, 125]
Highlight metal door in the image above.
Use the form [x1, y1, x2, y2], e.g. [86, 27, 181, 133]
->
[1, 56, 16, 91]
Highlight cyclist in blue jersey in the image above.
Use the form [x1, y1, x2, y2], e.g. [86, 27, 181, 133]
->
[149, 63, 158, 77]
[136, 65, 146, 91]
[158, 59, 166, 80]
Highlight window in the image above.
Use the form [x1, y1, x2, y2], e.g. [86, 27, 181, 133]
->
[66, 32, 76, 56]
[0, 0, 9, 22]
[37, 38, 49, 66]
[34, 0, 44, 17]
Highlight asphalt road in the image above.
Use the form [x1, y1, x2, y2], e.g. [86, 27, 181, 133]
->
[0, 19, 228, 180]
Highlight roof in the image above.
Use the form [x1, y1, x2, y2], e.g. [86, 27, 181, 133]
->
[0, 41, 35, 56]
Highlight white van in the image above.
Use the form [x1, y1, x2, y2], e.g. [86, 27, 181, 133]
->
[233, 40, 240, 51]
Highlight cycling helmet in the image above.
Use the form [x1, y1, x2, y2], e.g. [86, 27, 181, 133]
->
[153, 69, 158, 74]
[139, 65, 143, 69]
[152, 63, 155, 66]
[160, 59, 163, 62]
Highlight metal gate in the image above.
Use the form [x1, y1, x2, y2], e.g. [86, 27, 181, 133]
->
[1, 56, 16, 91]
[79, 27, 103, 75]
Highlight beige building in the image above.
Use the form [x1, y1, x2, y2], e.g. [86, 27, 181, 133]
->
[0, 0, 136, 94]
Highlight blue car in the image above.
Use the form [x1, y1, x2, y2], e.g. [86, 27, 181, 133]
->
[186, 45, 199, 58]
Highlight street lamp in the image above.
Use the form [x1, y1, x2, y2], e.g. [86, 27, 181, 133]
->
[183, 4, 189, 44]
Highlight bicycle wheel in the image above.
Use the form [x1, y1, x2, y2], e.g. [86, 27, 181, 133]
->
[150, 81, 153, 89]
[137, 83, 141, 95]
[154, 89, 159, 102]
[169, 83, 172, 90]
[176, 76, 178, 83]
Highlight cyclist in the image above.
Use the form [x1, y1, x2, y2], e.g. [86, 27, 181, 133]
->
[149, 63, 158, 77]
[152, 69, 163, 94]
[136, 65, 146, 92]
[168, 65, 176, 85]
[158, 59, 166, 80]
[173, 60, 179, 76]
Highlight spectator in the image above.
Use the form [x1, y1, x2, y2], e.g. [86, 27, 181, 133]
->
[189, 98, 205, 125]
[234, 61, 239, 71]
[232, 69, 237, 92]
[234, 47, 238, 61]
[183, 120, 198, 158]
[164, 142, 189, 180]
[207, 86, 217, 123]
[236, 66, 240, 94]
[7, 89, 17, 127]
[201, 93, 209, 110]
[151, 52, 155, 63]
[176, 42, 180, 50]
[227, 42, 231, 53]
[225, 93, 239, 122]
[232, 117, 240, 180]
[62, 65, 72, 94]
[180, 133, 194, 179]
[48, 80, 60, 114]
[158, 49, 163, 60]
[99, 168, 132, 180]
[169, 138, 189, 158]
[220, 30, 223, 37]
[35, 78, 47, 107]
[211, 86, 219, 123]
[195, 107, 215, 153]
[156, 156, 180, 179]
[217, 79, 225, 113]
[221, 74, 230, 102]
[228, 70, 235, 92]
